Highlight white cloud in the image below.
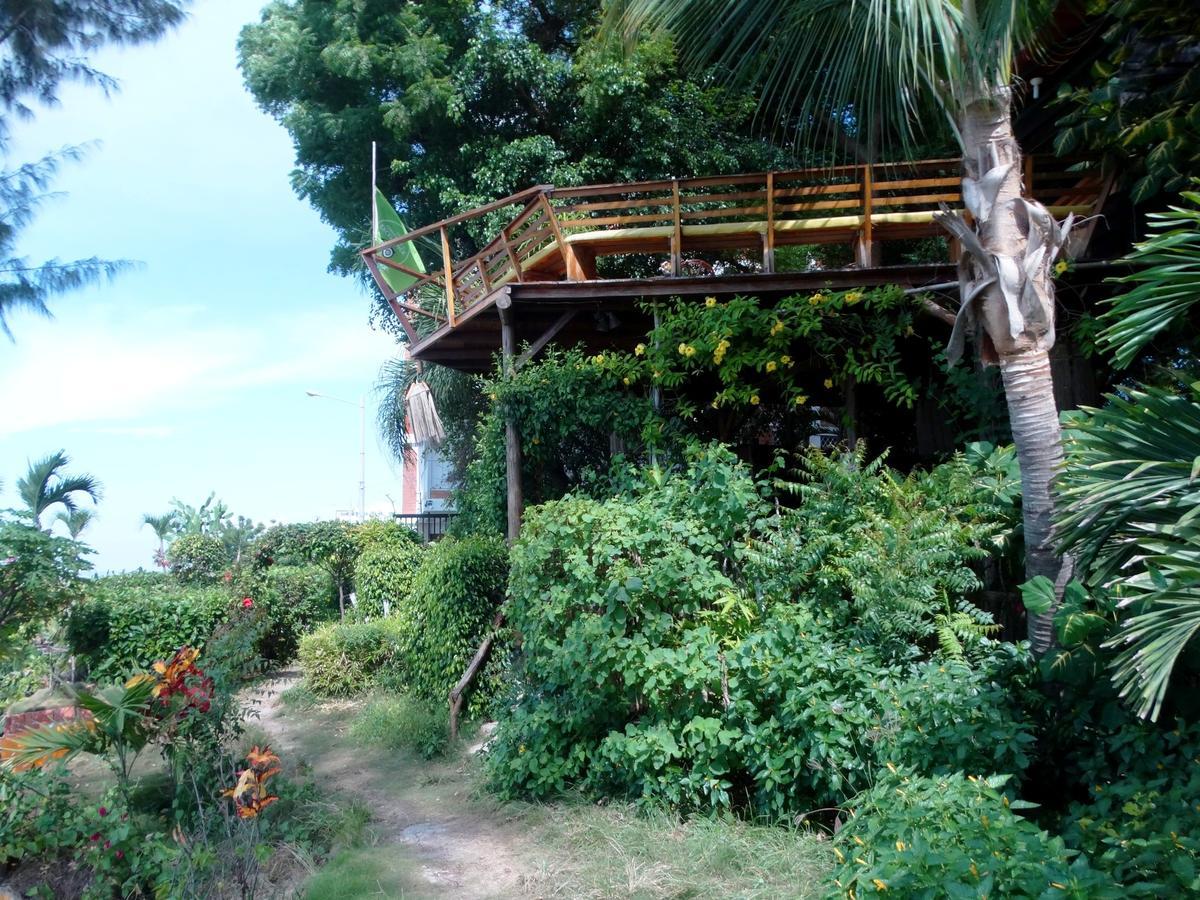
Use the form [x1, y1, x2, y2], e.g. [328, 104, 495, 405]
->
[0, 303, 396, 437]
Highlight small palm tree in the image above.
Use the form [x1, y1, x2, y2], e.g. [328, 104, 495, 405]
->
[611, 0, 1077, 653]
[16, 450, 102, 529]
[55, 508, 94, 538]
[142, 512, 179, 570]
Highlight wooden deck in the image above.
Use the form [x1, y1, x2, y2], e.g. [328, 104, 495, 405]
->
[362, 157, 1101, 370]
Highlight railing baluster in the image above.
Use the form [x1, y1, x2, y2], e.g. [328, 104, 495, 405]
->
[440, 225, 457, 326]
[764, 172, 775, 274]
[671, 179, 682, 276]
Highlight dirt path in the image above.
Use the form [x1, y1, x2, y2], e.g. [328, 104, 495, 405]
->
[244, 672, 537, 899]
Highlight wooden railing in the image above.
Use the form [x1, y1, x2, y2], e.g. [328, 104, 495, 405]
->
[363, 157, 1099, 342]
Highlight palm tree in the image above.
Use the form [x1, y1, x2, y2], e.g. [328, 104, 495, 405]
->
[16, 450, 102, 529]
[1053, 192, 1200, 720]
[611, 0, 1075, 654]
[142, 512, 179, 570]
[55, 508, 95, 538]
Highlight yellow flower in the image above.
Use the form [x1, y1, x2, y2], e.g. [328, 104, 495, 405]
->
[652, 370, 661, 380]
[794, 394, 808, 405]
[809, 293, 826, 305]
[710, 400, 719, 409]
[622, 377, 631, 386]
[969, 862, 979, 878]
[678, 342, 689, 355]
[634, 343, 646, 356]
[872, 879, 887, 892]
[766, 361, 777, 373]
[845, 291, 863, 305]
[853, 836, 865, 847]
[824, 378, 834, 389]
[1054, 260, 1069, 275]
[770, 320, 784, 336]
[781, 354, 792, 365]
[705, 296, 717, 307]
[593, 354, 605, 365]
[895, 841, 905, 852]
[750, 394, 760, 405]
[519, 744, 526, 754]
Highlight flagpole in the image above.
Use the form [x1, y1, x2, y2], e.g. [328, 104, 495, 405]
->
[370, 140, 378, 242]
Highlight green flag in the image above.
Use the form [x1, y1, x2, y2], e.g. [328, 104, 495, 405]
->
[373, 188, 425, 294]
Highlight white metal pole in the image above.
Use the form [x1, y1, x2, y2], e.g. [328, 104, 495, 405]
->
[359, 395, 366, 522]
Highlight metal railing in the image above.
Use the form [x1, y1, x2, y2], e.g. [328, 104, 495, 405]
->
[392, 512, 456, 543]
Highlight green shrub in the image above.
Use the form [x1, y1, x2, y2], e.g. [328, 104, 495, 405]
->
[296, 619, 404, 697]
[485, 446, 1028, 816]
[828, 772, 1117, 898]
[167, 533, 227, 583]
[256, 564, 338, 662]
[348, 692, 448, 759]
[66, 575, 231, 677]
[352, 534, 423, 620]
[394, 535, 508, 714]
[1056, 719, 1200, 896]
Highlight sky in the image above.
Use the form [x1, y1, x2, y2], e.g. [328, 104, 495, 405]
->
[0, 0, 405, 574]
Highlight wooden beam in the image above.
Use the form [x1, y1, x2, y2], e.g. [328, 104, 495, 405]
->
[538, 193, 570, 274]
[440, 225, 457, 327]
[515, 311, 577, 369]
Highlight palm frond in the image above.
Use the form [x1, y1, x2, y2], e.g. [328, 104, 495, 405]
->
[609, 0, 1049, 158]
[1057, 381, 1200, 719]
[1056, 382, 1200, 585]
[1098, 189, 1200, 368]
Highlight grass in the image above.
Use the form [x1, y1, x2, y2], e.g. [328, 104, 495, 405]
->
[348, 691, 448, 759]
[521, 802, 833, 899]
[301, 847, 423, 899]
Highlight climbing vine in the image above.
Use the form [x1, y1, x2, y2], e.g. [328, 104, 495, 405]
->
[597, 286, 921, 416]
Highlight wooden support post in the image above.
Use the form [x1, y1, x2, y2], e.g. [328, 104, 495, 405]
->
[538, 194, 570, 274]
[498, 294, 523, 545]
[1023, 155, 1034, 196]
[854, 164, 880, 267]
[764, 172, 776, 273]
[671, 179, 682, 276]
[501, 225, 524, 283]
[440, 225, 457, 326]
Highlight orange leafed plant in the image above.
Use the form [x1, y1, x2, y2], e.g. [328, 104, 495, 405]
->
[222, 745, 281, 819]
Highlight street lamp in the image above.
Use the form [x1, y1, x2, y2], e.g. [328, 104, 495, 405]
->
[306, 390, 366, 522]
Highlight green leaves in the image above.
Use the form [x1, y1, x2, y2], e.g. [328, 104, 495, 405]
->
[1098, 191, 1200, 368]
[1056, 381, 1200, 719]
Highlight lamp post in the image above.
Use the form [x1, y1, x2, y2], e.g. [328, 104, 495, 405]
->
[305, 390, 366, 522]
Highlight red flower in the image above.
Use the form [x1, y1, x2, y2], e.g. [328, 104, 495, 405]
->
[90, 833, 100, 842]
[115, 850, 124, 859]
[242, 597, 253, 609]
[98, 807, 107, 817]
[103, 840, 111, 849]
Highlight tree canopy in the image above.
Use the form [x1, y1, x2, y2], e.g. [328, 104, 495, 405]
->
[238, 0, 790, 329]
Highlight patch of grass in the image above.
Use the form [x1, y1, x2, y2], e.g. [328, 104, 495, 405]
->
[281, 680, 322, 710]
[523, 802, 833, 899]
[301, 847, 422, 900]
[349, 691, 448, 760]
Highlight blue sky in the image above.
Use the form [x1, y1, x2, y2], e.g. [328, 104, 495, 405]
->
[0, 0, 404, 573]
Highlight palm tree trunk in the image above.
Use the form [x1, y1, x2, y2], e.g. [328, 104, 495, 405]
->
[999, 350, 1066, 654]
[956, 85, 1070, 655]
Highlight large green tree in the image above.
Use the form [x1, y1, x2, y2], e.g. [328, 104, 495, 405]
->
[613, 0, 1076, 654]
[238, 0, 790, 331]
[0, 0, 188, 337]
